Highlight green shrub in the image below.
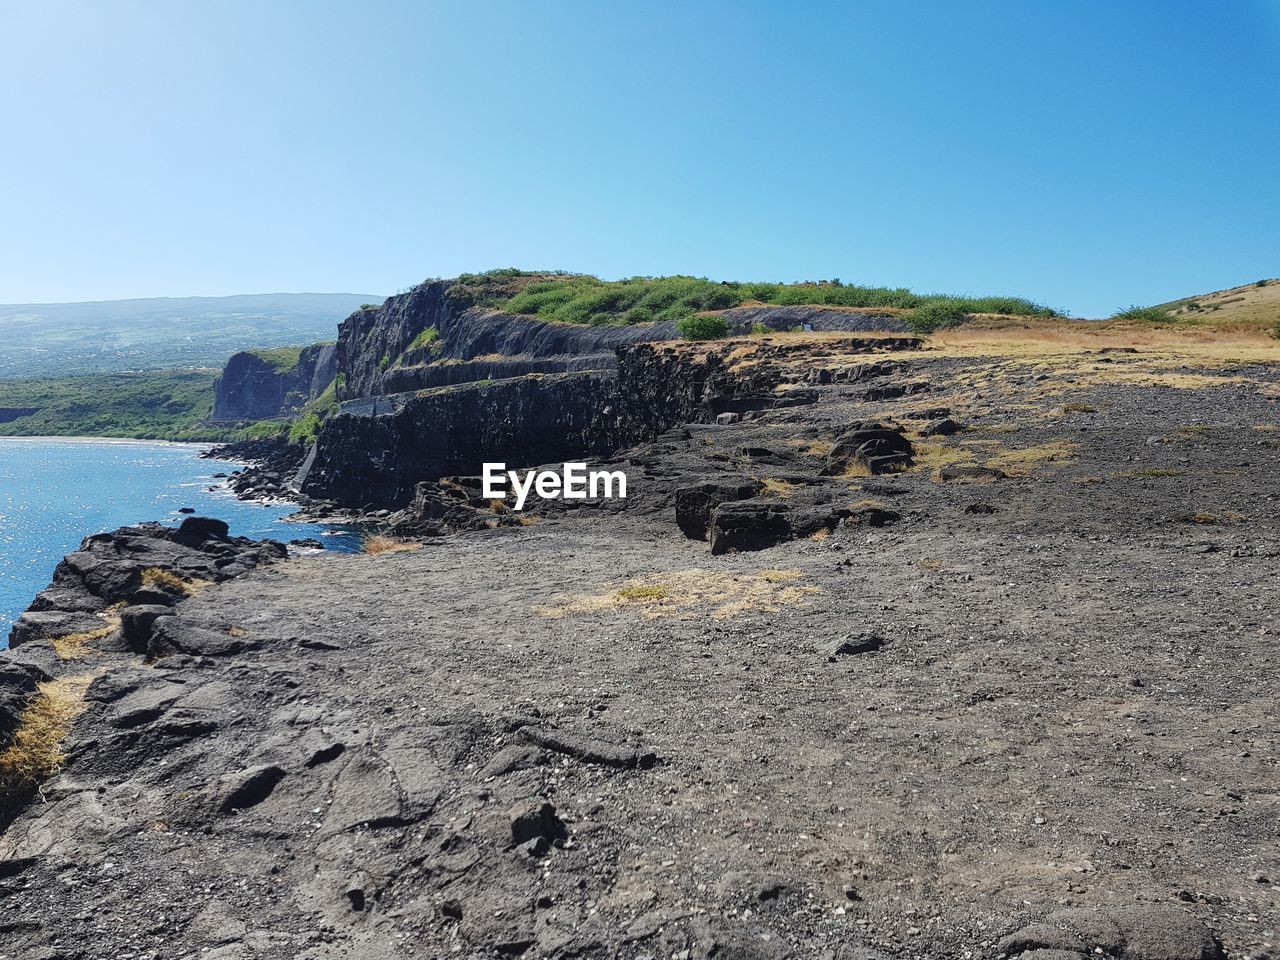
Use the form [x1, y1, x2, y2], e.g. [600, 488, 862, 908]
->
[751, 322, 770, 336]
[359, 303, 380, 311]
[408, 326, 440, 351]
[677, 314, 731, 341]
[241, 420, 287, 440]
[1111, 305, 1175, 323]
[1257, 279, 1269, 288]
[288, 412, 322, 446]
[495, 274, 1058, 326]
[904, 301, 970, 334]
[379, 355, 391, 371]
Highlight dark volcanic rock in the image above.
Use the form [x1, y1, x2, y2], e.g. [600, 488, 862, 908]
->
[7, 521, 286, 649]
[674, 477, 765, 540]
[0, 661, 48, 749]
[922, 417, 963, 437]
[823, 422, 914, 476]
[211, 342, 337, 421]
[708, 500, 849, 554]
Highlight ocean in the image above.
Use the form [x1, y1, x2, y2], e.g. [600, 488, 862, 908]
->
[0, 437, 361, 639]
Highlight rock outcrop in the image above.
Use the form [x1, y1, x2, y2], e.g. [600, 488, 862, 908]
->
[299, 333, 921, 509]
[211, 342, 337, 421]
[0, 517, 286, 757]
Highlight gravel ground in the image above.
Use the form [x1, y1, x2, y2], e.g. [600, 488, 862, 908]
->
[1, 343, 1276, 960]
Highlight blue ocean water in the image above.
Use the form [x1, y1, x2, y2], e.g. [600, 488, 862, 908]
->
[0, 438, 361, 638]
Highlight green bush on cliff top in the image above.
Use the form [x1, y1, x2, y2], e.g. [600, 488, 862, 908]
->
[449, 271, 1060, 328]
[677, 314, 730, 341]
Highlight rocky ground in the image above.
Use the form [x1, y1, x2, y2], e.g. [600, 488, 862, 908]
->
[1, 331, 1277, 960]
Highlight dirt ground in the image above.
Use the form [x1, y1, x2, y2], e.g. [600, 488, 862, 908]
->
[1, 332, 1277, 960]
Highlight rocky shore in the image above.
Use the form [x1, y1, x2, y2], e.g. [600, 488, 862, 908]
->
[1, 319, 1275, 959]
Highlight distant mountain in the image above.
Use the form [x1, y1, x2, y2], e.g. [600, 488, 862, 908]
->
[0, 293, 383, 378]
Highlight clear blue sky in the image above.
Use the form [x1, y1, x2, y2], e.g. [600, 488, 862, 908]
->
[1, 0, 1276, 316]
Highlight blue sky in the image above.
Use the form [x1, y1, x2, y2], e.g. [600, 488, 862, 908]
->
[1, 0, 1276, 316]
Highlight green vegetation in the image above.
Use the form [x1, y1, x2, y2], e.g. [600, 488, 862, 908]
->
[0, 370, 241, 441]
[407, 326, 441, 351]
[241, 420, 288, 440]
[443, 269, 1059, 328]
[903, 301, 971, 333]
[677, 314, 730, 341]
[751, 322, 770, 336]
[248, 346, 304, 372]
[1111, 304, 1176, 323]
[287, 382, 338, 445]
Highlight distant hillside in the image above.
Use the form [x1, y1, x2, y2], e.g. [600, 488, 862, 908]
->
[1155, 278, 1279, 331]
[0, 292, 382, 379]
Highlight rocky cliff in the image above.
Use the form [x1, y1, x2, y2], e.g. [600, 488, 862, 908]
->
[283, 276, 915, 510]
[211, 342, 337, 421]
[298, 334, 920, 509]
[333, 278, 905, 401]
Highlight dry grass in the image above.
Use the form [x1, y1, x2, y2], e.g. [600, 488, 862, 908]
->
[534, 569, 820, 621]
[840, 459, 874, 479]
[930, 319, 1280, 360]
[986, 440, 1077, 475]
[362, 534, 423, 555]
[1184, 511, 1246, 525]
[1117, 468, 1184, 479]
[759, 477, 797, 498]
[490, 498, 509, 514]
[0, 674, 95, 788]
[140, 568, 210, 597]
[918, 557, 943, 571]
[912, 440, 977, 479]
[50, 621, 116, 660]
[1063, 402, 1097, 413]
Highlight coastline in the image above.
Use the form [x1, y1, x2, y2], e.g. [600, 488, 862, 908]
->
[0, 435, 214, 448]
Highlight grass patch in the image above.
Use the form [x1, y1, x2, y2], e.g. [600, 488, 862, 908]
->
[248, 346, 304, 372]
[0, 674, 94, 789]
[912, 440, 977, 479]
[1063, 402, 1097, 413]
[618, 584, 669, 601]
[535, 569, 820, 620]
[1117, 468, 1184, 479]
[1184, 511, 1245, 524]
[408, 326, 441, 351]
[363, 534, 422, 555]
[760, 477, 798, 498]
[985, 440, 1077, 474]
[140, 568, 210, 596]
[50, 621, 117, 660]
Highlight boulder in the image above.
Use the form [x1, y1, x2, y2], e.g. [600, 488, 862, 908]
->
[823, 423, 913, 476]
[673, 478, 764, 540]
[922, 417, 963, 437]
